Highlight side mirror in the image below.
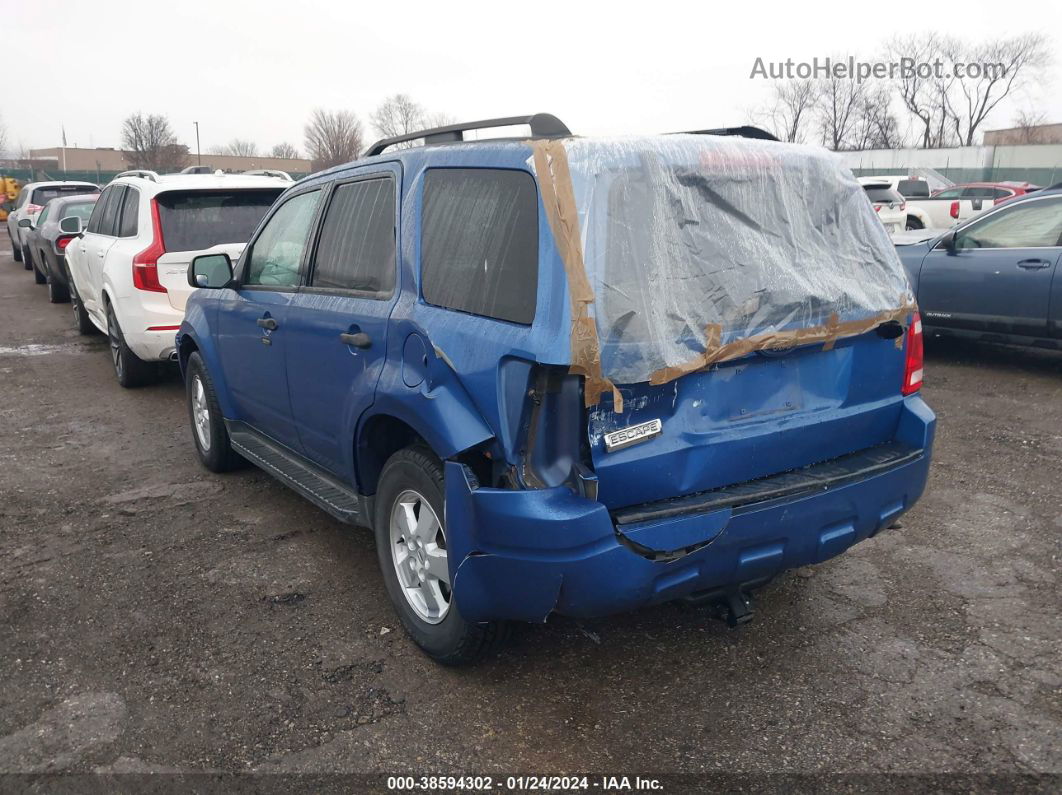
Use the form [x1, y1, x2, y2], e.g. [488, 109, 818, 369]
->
[188, 253, 233, 289]
[18, 217, 32, 228]
[937, 230, 957, 253]
[59, 216, 83, 235]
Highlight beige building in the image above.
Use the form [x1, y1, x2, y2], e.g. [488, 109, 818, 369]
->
[29, 146, 313, 176]
[983, 123, 1062, 146]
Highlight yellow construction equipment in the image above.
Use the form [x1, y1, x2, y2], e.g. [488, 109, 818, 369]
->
[0, 177, 21, 223]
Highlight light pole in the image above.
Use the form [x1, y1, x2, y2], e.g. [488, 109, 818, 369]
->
[194, 121, 201, 166]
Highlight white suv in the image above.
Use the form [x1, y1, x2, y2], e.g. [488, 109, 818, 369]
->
[7, 181, 100, 264]
[65, 170, 290, 387]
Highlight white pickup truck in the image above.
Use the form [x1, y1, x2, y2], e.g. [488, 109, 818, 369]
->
[865, 178, 1041, 229]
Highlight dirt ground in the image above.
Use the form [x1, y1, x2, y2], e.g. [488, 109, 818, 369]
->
[0, 246, 1059, 788]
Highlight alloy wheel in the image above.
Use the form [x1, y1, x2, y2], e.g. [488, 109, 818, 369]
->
[191, 375, 212, 452]
[107, 311, 124, 380]
[389, 489, 450, 624]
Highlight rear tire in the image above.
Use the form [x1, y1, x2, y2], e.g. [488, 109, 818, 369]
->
[22, 245, 32, 271]
[31, 251, 46, 284]
[906, 216, 924, 231]
[47, 273, 70, 303]
[374, 446, 506, 665]
[106, 301, 156, 388]
[185, 351, 244, 472]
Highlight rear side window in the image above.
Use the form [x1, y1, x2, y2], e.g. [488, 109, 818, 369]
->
[85, 187, 112, 234]
[311, 177, 396, 295]
[99, 186, 125, 236]
[118, 187, 139, 237]
[156, 189, 282, 252]
[863, 185, 903, 203]
[421, 169, 538, 325]
[897, 179, 930, 198]
[31, 185, 100, 205]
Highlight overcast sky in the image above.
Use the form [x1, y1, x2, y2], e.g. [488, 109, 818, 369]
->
[3, 0, 1060, 155]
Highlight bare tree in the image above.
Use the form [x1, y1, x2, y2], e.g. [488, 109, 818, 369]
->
[887, 34, 960, 148]
[849, 83, 903, 150]
[1011, 109, 1048, 144]
[815, 72, 866, 150]
[748, 80, 818, 143]
[121, 113, 187, 172]
[220, 139, 259, 157]
[950, 33, 1051, 146]
[304, 109, 364, 169]
[370, 94, 428, 147]
[270, 142, 299, 159]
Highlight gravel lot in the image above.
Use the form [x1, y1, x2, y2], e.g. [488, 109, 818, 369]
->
[0, 246, 1059, 787]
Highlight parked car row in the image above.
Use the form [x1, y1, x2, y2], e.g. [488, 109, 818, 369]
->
[9, 117, 935, 665]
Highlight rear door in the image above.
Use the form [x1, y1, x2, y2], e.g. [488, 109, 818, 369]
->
[152, 188, 282, 312]
[283, 168, 399, 478]
[215, 188, 323, 451]
[917, 195, 1062, 336]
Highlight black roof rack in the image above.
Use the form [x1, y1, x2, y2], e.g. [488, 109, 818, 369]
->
[679, 126, 779, 142]
[365, 113, 571, 157]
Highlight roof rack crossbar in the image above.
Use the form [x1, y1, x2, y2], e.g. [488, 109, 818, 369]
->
[365, 113, 571, 157]
[115, 169, 159, 181]
[678, 126, 779, 142]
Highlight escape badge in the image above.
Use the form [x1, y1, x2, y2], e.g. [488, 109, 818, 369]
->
[604, 418, 663, 452]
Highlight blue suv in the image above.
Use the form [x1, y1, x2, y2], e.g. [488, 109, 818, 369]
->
[177, 114, 935, 664]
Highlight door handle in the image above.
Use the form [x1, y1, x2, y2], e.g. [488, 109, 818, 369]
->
[339, 331, 371, 349]
[1017, 259, 1051, 270]
[257, 317, 278, 330]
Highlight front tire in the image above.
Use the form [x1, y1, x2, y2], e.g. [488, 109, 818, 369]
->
[12, 237, 22, 262]
[185, 351, 243, 472]
[67, 266, 97, 335]
[106, 301, 156, 388]
[374, 446, 506, 665]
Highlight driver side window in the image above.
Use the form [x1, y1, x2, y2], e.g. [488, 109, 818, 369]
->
[243, 190, 321, 287]
[955, 198, 1062, 250]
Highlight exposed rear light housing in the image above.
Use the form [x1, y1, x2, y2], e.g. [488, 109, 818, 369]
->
[132, 199, 167, 293]
[902, 313, 924, 395]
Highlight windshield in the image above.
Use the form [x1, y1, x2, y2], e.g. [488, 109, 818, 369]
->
[156, 189, 282, 252]
[31, 185, 100, 205]
[863, 185, 903, 203]
[57, 200, 97, 224]
[550, 136, 911, 385]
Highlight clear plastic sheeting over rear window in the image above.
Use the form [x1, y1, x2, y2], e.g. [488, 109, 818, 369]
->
[545, 135, 913, 386]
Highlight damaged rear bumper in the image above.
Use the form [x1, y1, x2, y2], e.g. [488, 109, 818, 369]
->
[447, 396, 935, 623]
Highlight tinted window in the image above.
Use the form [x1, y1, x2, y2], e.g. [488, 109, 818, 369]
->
[156, 189, 282, 252]
[863, 186, 903, 203]
[932, 188, 963, 200]
[99, 186, 125, 236]
[61, 201, 97, 223]
[897, 179, 930, 198]
[244, 190, 321, 287]
[421, 169, 538, 325]
[118, 187, 139, 237]
[30, 185, 99, 205]
[956, 198, 1062, 249]
[86, 187, 112, 234]
[962, 186, 996, 199]
[311, 178, 395, 294]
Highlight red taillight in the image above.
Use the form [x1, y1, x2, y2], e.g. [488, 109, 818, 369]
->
[132, 199, 167, 293]
[902, 313, 924, 395]
[873, 204, 882, 212]
[899, 201, 906, 211]
[26, 203, 43, 214]
[949, 201, 960, 219]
